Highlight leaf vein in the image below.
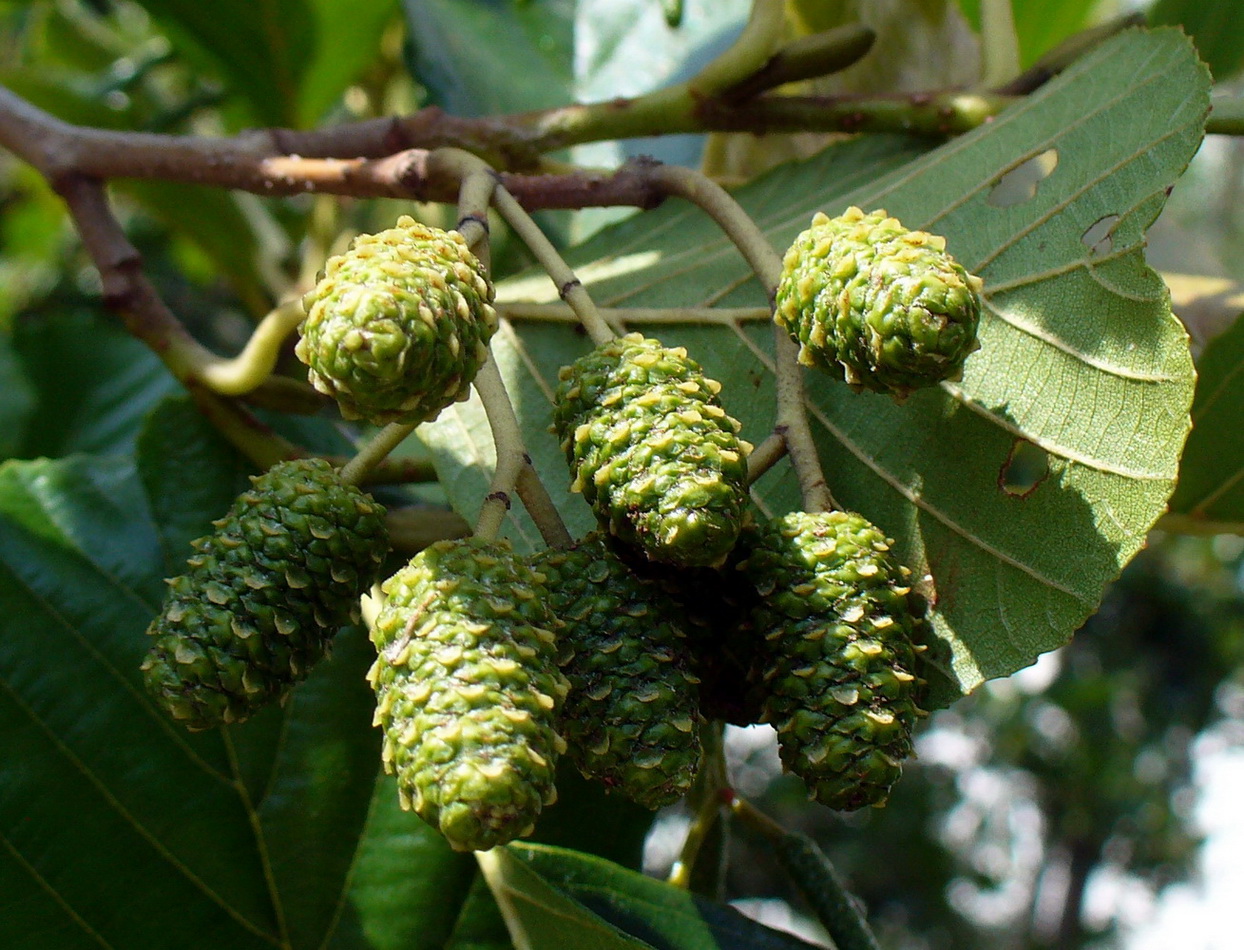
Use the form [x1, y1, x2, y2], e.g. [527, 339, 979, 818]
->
[979, 295, 1178, 382]
[223, 733, 290, 949]
[734, 335, 1090, 599]
[0, 557, 232, 787]
[0, 830, 116, 949]
[806, 400, 1090, 600]
[0, 678, 281, 947]
[939, 382, 1169, 478]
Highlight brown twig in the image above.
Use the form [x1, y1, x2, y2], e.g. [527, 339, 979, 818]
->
[772, 327, 834, 513]
[0, 81, 1028, 215]
[54, 175, 315, 407]
[643, 163, 783, 297]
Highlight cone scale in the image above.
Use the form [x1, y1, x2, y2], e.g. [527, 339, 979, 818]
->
[774, 207, 983, 398]
[369, 538, 569, 852]
[552, 333, 750, 568]
[141, 458, 389, 730]
[740, 510, 926, 810]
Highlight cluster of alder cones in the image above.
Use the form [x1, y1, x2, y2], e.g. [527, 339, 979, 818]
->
[141, 208, 983, 852]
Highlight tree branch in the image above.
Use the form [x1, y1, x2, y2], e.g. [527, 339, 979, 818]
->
[772, 327, 834, 513]
[0, 79, 1028, 216]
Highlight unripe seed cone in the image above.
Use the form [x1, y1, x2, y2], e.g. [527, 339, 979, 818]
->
[297, 216, 497, 425]
[533, 536, 702, 809]
[552, 333, 750, 568]
[141, 459, 389, 730]
[369, 538, 568, 852]
[740, 510, 926, 810]
[774, 207, 983, 397]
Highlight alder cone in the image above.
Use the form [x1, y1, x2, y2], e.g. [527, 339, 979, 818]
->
[369, 538, 568, 852]
[141, 459, 389, 730]
[740, 510, 926, 810]
[297, 215, 497, 425]
[774, 206, 983, 398]
[534, 536, 702, 809]
[552, 333, 750, 568]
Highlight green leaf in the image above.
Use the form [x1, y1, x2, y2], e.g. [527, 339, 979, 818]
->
[955, 0, 1102, 67]
[443, 871, 515, 950]
[955, 0, 983, 31]
[1150, 0, 1244, 78]
[402, 0, 575, 117]
[135, 395, 254, 576]
[298, 0, 400, 126]
[479, 846, 655, 950]
[0, 452, 376, 948]
[332, 774, 482, 950]
[481, 843, 822, 950]
[423, 28, 1205, 703]
[11, 309, 181, 459]
[1011, 0, 1101, 67]
[129, 0, 315, 126]
[121, 180, 272, 312]
[0, 429, 540, 948]
[0, 333, 35, 459]
[1165, 310, 1244, 532]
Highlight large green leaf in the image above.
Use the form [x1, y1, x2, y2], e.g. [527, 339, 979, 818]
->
[0, 416, 482, 948]
[422, 28, 1206, 703]
[402, 0, 575, 117]
[332, 775, 499, 950]
[128, 0, 314, 126]
[480, 843, 820, 950]
[0, 405, 648, 948]
[0, 333, 35, 459]
[1165, 310, 1244, 533]
[135, 395, 254, 575]
[298, 0, 400, 127]
[11, 309, 180, 459]
[1150, 0, 1244, 79]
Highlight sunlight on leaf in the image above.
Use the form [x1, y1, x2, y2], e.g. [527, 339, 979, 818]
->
[423, 29, 1207, 704]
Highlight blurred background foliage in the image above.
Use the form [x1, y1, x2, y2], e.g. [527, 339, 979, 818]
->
[3, 1, 1244, 948]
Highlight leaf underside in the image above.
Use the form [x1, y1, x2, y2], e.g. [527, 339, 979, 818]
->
[1166, 309, 1244, 533]
[421, 28, 1207, 704]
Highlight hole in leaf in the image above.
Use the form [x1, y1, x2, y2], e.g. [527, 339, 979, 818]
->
[1082, 215, 1119, 257]
[987, 149, 1058, 207]
[999, 440, 1049, 498]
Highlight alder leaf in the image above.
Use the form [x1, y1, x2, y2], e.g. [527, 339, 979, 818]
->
[480, 843, 820, 950]
[421, 28, 1207, 704]
[0, 445, 483, 949]
[1165, 309, 1244, 533]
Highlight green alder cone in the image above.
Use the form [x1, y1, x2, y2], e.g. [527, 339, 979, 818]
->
[739, 510, 926, 810]
[552, 333, 751, 568]
[141, 458, 389, 730]
[369, 537, 569, 852]
[774, 206, 983, 398]
[533, 535, 702, 809]
[297, 215, 498, 425]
